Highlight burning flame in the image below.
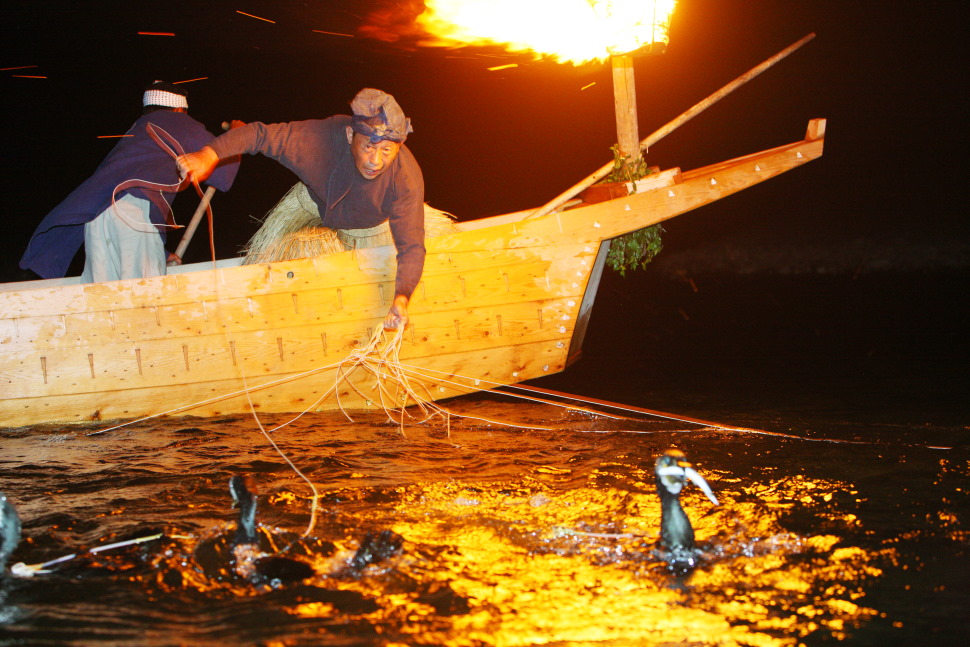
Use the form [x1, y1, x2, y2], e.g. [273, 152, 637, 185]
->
[414, 0, 676, 64]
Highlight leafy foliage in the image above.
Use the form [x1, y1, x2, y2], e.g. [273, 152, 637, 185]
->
[600, 145, 664, 274]
[604, 144, 650, 184]
[606, 224, 664, 276]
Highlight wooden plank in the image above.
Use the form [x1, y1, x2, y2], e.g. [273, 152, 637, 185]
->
[530, 137, 824, 244]
[1, 338, 569, 426]
[1, 294, 583, 399]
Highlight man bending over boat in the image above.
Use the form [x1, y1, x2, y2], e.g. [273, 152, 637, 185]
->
[19, 81, 240, 283]
[176, 88, 424, 331]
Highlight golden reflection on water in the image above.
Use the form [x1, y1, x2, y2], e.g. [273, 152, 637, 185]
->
[320, 468, 892, 646]
[7, 408, 967, 645]
[127, 411, 900, 645]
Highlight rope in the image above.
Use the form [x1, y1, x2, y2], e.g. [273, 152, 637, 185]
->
[320, 326, 562, 434]
[234, 353, 322, 538]
[85, 314, 937, 551]
[88, 332, 932, 449]
[10, 533, 163, 578]
[104, 122, 216, 264]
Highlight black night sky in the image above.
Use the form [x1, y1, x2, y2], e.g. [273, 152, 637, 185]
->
[2, 0, 966, 423]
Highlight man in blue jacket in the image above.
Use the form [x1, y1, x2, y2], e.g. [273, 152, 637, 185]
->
[19, 81, 239, 282]
[176, 88, 424, 331]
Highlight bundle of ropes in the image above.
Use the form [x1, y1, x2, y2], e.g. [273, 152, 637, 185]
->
[241, 181, 460, 264]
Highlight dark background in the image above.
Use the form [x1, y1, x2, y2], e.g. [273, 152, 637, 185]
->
[2, 1, 966, 427]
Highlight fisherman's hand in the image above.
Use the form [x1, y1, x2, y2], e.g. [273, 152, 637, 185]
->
[383, 295, 409, 331]
[176, 146, 219, 183]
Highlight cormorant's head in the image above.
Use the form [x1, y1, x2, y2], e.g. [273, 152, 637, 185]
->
[229, 475, 260, 548]
[654, 449, 719, 505]
[229, 475, 258, 509]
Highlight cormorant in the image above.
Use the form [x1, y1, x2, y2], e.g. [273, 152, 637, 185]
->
[0, 492, 21, 572]
[654, 449, 719, 569]
[228, 475, 315, 583]
[228, 475, 404, 583]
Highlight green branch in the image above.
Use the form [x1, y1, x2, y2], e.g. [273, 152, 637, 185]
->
[601, 145, 664, 274]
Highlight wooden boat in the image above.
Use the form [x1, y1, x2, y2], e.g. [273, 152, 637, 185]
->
[0, 119, 824, 427]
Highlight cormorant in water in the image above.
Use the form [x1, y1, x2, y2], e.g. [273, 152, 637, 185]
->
[0, 492, 21, 573]
[228, 475, 404, 583]
[228, 475, 316, 583]
[654, 449, 719, 569]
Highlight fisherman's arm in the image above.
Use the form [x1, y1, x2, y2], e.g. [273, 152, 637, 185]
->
[177, 120, 325, 183]
[384, 153, 426, 330]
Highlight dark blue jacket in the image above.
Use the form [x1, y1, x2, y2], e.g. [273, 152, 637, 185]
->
[20, 111, 238, 278]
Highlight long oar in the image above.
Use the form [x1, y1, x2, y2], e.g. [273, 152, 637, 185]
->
[528, 32, 816, 219]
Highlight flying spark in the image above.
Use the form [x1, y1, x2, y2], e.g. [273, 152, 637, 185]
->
[236, 10, 275, 23]
[312, 29, 354, 38]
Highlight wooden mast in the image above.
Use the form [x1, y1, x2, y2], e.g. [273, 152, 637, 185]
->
[611, 53, 642, 166]
[529, 33, 817, 218]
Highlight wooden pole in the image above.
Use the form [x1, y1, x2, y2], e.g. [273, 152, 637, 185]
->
[172, 185, 216, 262]
[611, 54, 641, 164]
[171, 120, 235, 263]
[528, 32, 816, 218]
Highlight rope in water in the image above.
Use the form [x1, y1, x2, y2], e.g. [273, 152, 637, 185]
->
[234, 352, 323, 538]
[83, 299, 945, 551]
[327, 326, 531, 433]
[23, 323, 936, 578]
[257, 333, 933, 448]
[10, 533, 164, 578]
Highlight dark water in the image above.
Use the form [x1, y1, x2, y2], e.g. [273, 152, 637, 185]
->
[2, 272, 968, 646]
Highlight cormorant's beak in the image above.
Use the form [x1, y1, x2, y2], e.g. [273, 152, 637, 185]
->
[229, 478, 241, 509]
[656, 460, 719, 506]
[682, 466, 719, 506]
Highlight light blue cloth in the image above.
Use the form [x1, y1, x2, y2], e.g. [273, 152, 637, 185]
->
[81, 194, 166, 283]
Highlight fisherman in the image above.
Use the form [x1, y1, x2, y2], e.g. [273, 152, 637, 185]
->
[175, 88, 424, 331]
[19, 81, 240, 282]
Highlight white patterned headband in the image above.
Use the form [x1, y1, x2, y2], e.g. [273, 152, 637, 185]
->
[143, 88, 188, 109]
